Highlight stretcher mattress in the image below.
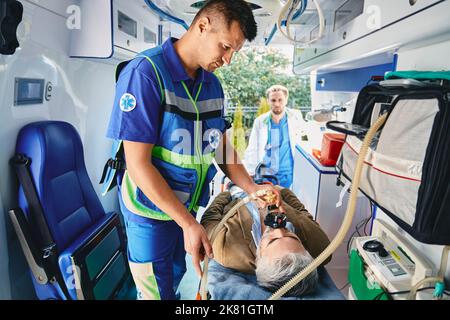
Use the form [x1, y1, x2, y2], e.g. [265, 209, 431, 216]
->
[207, 259, 345, 300]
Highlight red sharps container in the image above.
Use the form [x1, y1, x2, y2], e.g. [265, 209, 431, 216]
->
[319, 133, 345, 166]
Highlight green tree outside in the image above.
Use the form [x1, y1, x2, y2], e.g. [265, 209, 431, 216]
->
[215, 47, 310, 151]
[256, 97, 271, 117]
[215, 47, 310, 112]
[230, 103, 247, 158]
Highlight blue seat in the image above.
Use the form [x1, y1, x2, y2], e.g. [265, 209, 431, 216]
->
[12, 121, 133, 300]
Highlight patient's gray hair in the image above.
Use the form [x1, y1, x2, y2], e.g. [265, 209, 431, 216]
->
[255, 251, 318, 297]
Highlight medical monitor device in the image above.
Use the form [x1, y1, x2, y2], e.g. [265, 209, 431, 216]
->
[351, 219, 434, 299]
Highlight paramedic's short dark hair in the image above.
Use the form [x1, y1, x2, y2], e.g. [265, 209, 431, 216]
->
[191, 0, 257, 42]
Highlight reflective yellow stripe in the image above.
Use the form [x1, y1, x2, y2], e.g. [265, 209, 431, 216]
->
[181, 81, 207, 211]
[152, 146, 215, 167]
[137, 55, 164, 104]
[121, 171, 173, 221]
[152, 146, 214, 211]
[121, 146, 214, 220]
[129, 261, 161, 300]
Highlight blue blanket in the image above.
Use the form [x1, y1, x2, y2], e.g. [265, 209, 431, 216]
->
[207, 260, 345, 300]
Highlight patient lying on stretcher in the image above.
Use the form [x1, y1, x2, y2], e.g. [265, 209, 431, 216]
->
[200, 186, 332, 297]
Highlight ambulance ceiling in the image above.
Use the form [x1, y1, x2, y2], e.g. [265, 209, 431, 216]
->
[141, 0, 358, 46]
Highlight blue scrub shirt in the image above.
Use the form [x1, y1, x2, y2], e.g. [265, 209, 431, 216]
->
[262, 114, 294, 188]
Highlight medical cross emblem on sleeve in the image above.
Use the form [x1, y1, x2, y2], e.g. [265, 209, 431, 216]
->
[120, 93, 137, 112]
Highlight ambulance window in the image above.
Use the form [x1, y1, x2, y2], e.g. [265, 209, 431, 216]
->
[334, 0, 364, 31]
[144, 27, 156, 45]
[118, 11, 137, 38]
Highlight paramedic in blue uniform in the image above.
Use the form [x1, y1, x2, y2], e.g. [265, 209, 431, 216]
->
[106, 0, 277, 300]
[244, 85, 306, 189]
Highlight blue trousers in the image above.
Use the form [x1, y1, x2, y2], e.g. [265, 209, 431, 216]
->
[119, 197, 186, 300]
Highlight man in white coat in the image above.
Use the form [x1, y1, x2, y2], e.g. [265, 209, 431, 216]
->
[244, 85, 306, 188]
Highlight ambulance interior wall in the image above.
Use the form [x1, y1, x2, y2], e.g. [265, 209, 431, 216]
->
[0, 0, 120, 299]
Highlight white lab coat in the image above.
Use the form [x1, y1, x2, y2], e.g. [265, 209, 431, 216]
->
[243, 108, 306, 175]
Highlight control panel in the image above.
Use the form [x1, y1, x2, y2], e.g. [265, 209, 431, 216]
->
[351, 219, 434, 299]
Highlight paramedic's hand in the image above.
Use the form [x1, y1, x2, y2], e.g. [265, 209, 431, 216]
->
[183, 221, 213, 277]
[247, 183, 281, 208]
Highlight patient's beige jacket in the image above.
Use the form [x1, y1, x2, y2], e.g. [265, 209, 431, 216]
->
[200, 188, 332, 274]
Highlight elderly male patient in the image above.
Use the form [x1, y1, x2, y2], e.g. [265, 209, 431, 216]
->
[200, 185, 332, 296]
